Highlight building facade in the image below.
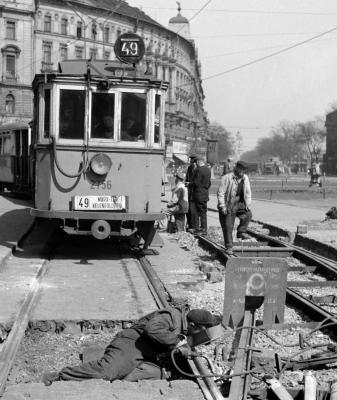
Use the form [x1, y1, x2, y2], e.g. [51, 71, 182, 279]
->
[0, 0, 208, 160]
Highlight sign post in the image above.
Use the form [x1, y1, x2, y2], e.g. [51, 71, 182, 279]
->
[223, 257, 288, 327]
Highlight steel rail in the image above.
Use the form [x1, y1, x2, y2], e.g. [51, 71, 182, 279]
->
[196, 234, 337, 335]
[247, 228, 337, 278]
[228, 311, 255, 400]
[136, 250, 224, 400]
[0, 259, 49, 397]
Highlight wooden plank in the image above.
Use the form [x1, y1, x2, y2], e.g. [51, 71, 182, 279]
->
[0, 260, 49, 396]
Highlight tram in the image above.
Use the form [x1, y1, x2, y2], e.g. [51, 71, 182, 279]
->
[0, 122, 32, 194]
[30, 33, 168, 248]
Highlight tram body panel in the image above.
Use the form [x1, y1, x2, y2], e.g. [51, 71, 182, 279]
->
[34, 147, 163, 214]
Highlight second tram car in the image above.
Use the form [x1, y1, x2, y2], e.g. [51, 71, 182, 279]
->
[30, 34, 168, 248]
[0, 122, 32, 194]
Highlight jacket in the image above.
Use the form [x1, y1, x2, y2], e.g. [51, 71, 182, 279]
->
[168, 181, 188, 214]
[192, 165, 211, 202]
[217, 172, 252, 213]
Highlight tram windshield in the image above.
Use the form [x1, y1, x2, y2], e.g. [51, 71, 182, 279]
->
[59, 89, 85, 139]
[91, 93, 115, 139]
[121, 93, 146, 142]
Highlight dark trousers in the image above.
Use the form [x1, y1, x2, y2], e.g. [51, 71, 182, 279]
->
[190, 200, 208, 232]
[174, 213, 186, 232]
[219, 209, 252, 249]
[58, 330, 160, 382]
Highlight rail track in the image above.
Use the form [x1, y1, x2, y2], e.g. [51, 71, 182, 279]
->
[190, 222, 337, 399]
[0, 222, 221, 400]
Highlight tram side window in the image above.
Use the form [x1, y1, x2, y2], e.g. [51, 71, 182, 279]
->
[121, 93, 146, 142]
[154, 94, 161, 144]
[91, 93, 115, 139]
[3, 135, 15, 155]
[44, 89, 51, 138]
[59, 89, 85, 139]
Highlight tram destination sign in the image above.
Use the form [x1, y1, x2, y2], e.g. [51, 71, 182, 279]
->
[73, 195, 126, 211]
[114, 33, 145, 64]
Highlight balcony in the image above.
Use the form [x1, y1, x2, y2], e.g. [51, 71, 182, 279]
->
[41, 61, 54, 72]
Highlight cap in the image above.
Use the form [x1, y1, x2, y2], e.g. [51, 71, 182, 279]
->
[175, 171, 185, 181]
[189, 154, 197, 160]
[236, 160, 248, 171]
[186, 309, 219, 327]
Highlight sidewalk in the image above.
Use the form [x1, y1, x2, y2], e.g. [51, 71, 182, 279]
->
[0, 194, 34, 265]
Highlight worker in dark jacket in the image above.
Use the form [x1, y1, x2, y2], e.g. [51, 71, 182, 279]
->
[189, 156, 211, 235]
[42, 307, 219, 385]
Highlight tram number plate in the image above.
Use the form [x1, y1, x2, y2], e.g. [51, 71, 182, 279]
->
[73, 195, 126, 211]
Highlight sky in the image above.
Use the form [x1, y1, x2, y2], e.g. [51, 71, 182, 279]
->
[126, 0, 337, 151]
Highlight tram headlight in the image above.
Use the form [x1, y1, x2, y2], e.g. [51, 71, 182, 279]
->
[90, 153, 112, 175]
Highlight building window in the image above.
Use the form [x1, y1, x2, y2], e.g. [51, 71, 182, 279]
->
[6, 21, 16, 40]
[6, 54, 16, 77]
[1, 45, 20, 80]
[104, 51, 110, 60]
[89, 48, 97, 60]
[61, 18, 68, 35]
[44, 15, 51, 32]
[91, 24, 97, 40]
[76, 21, 83, 38]
[104, 26, 110, 43]
[60, 44, 68, 61]
[43, 42, 52, 63]
[5, 94, 15, 114]
[75, 46, 83, 59]
[41, 42, 52, 71]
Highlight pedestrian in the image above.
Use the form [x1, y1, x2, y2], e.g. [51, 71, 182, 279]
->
[185, 155, 197, 229]
[223, 157, 234, 175]
[189, 156, 211, 235]
[42, 307, 219, 386]
[167, 171, 189, 232]
[217, 160, 252, 255]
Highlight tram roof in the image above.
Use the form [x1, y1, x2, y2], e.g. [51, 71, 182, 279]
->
[0, 122, 30, 132]
[33, 60, 169, 88]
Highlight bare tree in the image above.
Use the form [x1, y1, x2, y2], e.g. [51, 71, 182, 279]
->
[296, 117, 326, 162]
[208, 122, 235, 162]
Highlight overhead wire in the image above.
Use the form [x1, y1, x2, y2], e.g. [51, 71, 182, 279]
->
[139, 6, 337, 17]
[200, 24, 337, 81]
[175, 0, 212, 35]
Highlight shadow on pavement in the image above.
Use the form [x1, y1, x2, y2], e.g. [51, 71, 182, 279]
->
[0, 208, 34, 251]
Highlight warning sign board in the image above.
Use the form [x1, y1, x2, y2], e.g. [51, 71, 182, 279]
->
[223, 257, 288, 327]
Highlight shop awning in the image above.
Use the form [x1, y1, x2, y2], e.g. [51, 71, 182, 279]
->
[173, 153, 188, 163]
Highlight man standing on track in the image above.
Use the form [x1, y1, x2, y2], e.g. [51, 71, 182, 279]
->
[42, 307, 219, 385]
[185, 155, 197, 230]
[188, 156, 211, 235]
[217, 160, 252, 255]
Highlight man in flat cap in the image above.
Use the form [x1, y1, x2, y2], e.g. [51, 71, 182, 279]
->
[42, 306, 219, 385]
[185, 155, 198, 229]
[189, 156, 211, 235]
[217, 160, 252, 255]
